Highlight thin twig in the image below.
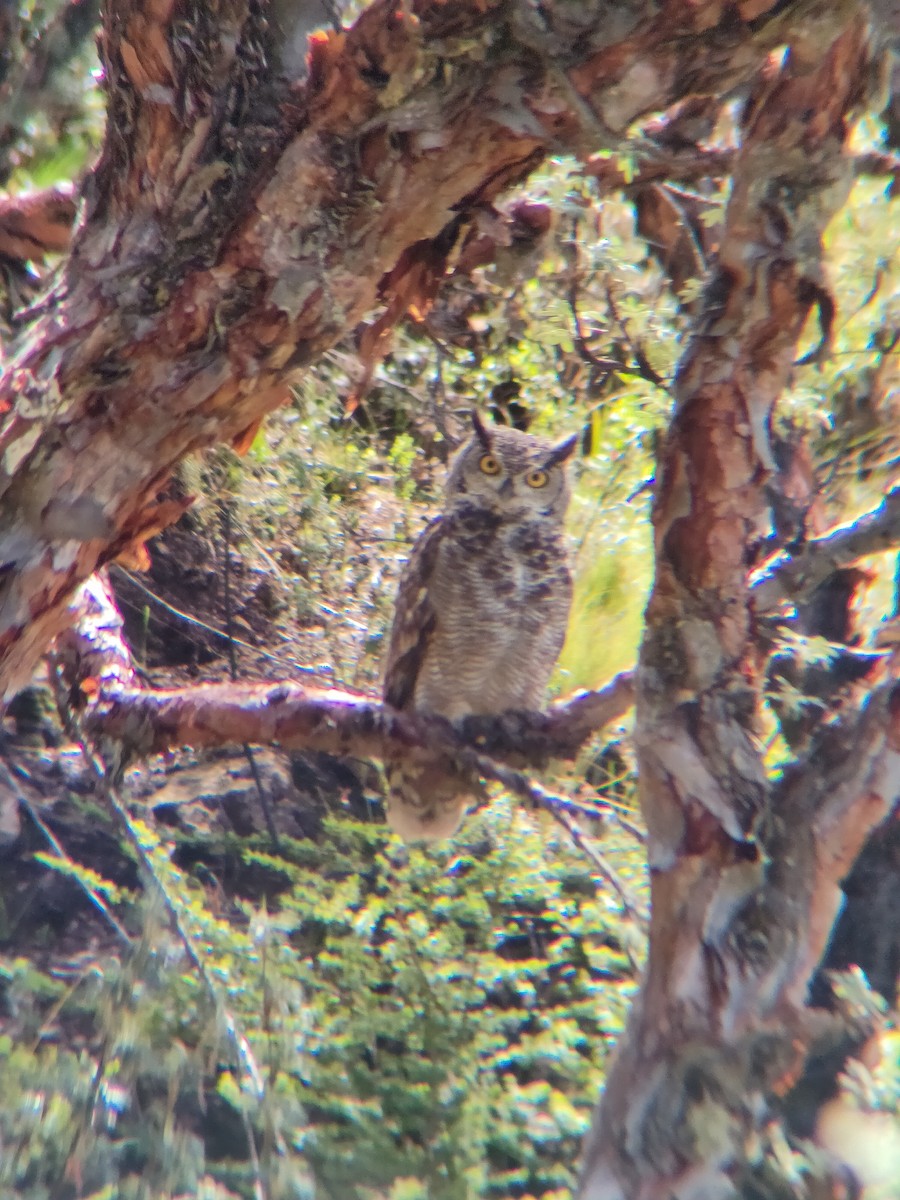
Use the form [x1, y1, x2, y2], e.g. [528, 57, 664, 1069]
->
[46, 658, 274, 1196]
[603, 279, 667, 388]
[0, 759, 132, 945]
[657, 183, 710, 276]
[221, 501, 281, 852]
[461, 747, 649, 926]
[564, 215, 620, 388]
[547, 803, 650, 935]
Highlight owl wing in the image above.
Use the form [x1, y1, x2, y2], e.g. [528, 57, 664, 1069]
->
[383, 516, 445, 711]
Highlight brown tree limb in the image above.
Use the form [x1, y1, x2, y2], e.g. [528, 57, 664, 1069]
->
[0, 185, 78, 264]
[55, 464, 900, 782]
[588, 145, 900, 197]
[3, 146, 892, 282]
[60, 474, 900, 765]
[578, 17, 892, 1198]
[0, 0, 852, 703]
[87, 673, 636, 771]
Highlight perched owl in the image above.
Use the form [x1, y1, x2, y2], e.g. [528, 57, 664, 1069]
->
[383, 412, 577, 841]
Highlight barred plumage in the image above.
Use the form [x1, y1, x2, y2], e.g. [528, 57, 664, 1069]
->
[383, 413, 576, 840]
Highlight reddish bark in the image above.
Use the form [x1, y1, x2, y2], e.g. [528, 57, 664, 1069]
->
[0, 0, 847, 701]
[88, 673, 636, 771]
[578, 18, 897, 1199]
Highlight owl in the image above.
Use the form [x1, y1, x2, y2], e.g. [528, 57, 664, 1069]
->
[383, 412, 577, 841]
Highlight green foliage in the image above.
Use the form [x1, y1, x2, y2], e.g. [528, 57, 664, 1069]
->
[260, 808, 641, 1199]
[4, 31, 900, 1200]
[0, 802, 645, 1200]
[387, 434, 423, 501]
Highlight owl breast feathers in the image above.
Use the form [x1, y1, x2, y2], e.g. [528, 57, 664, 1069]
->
[383, 413, 577, 841]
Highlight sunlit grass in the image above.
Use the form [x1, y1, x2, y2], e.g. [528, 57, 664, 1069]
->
[556, 486, 653, 693]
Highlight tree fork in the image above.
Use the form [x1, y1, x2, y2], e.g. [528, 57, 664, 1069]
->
[0, 0, 860, 702]
[578, 17, 899, 1199]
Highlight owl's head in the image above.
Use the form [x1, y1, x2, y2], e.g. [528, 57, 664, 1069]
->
[444, 412, 577, 522]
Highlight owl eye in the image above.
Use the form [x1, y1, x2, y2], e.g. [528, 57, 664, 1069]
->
[479, 454, 502, 476]
[525, 468, 550, 488]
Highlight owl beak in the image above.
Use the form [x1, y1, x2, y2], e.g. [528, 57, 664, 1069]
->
[498, 477, 514, 497]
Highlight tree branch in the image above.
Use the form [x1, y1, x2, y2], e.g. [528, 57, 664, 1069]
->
[0, 0, 843, 702]
[87, 673, 635, 773]
[751, 485, 900, 611]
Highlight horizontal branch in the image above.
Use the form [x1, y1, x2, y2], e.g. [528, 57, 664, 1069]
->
[8, 146, 894, 275]
[88, 673, 635, 771]
[63, 481, 899, 766]
[586, 137, 899, 199]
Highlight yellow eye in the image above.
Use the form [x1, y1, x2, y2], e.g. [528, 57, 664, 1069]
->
[479, 454, 502, 476]
[525, 468, 549, 488]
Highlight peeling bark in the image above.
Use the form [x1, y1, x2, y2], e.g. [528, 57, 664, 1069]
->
[578, 17, 898, 1200]
[87, 673, 635, 774]
[0, 0, 855, 701]
[3, 2, 900, 1194]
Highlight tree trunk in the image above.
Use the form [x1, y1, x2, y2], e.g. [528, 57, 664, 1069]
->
[0, 0, 860, 700]
[578, 16, 900, 1198]
[2, 2, 899, 1196]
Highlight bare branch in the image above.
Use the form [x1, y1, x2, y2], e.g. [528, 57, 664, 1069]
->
[751, 485, 900, 611]
[87, 673, 634, 771]
[587, 146, 900, 196]
[0, 757, 132, 943]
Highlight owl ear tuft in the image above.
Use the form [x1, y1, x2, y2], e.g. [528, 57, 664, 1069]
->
[471, 410, 493, 450]
[543, 433, 578, 469]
